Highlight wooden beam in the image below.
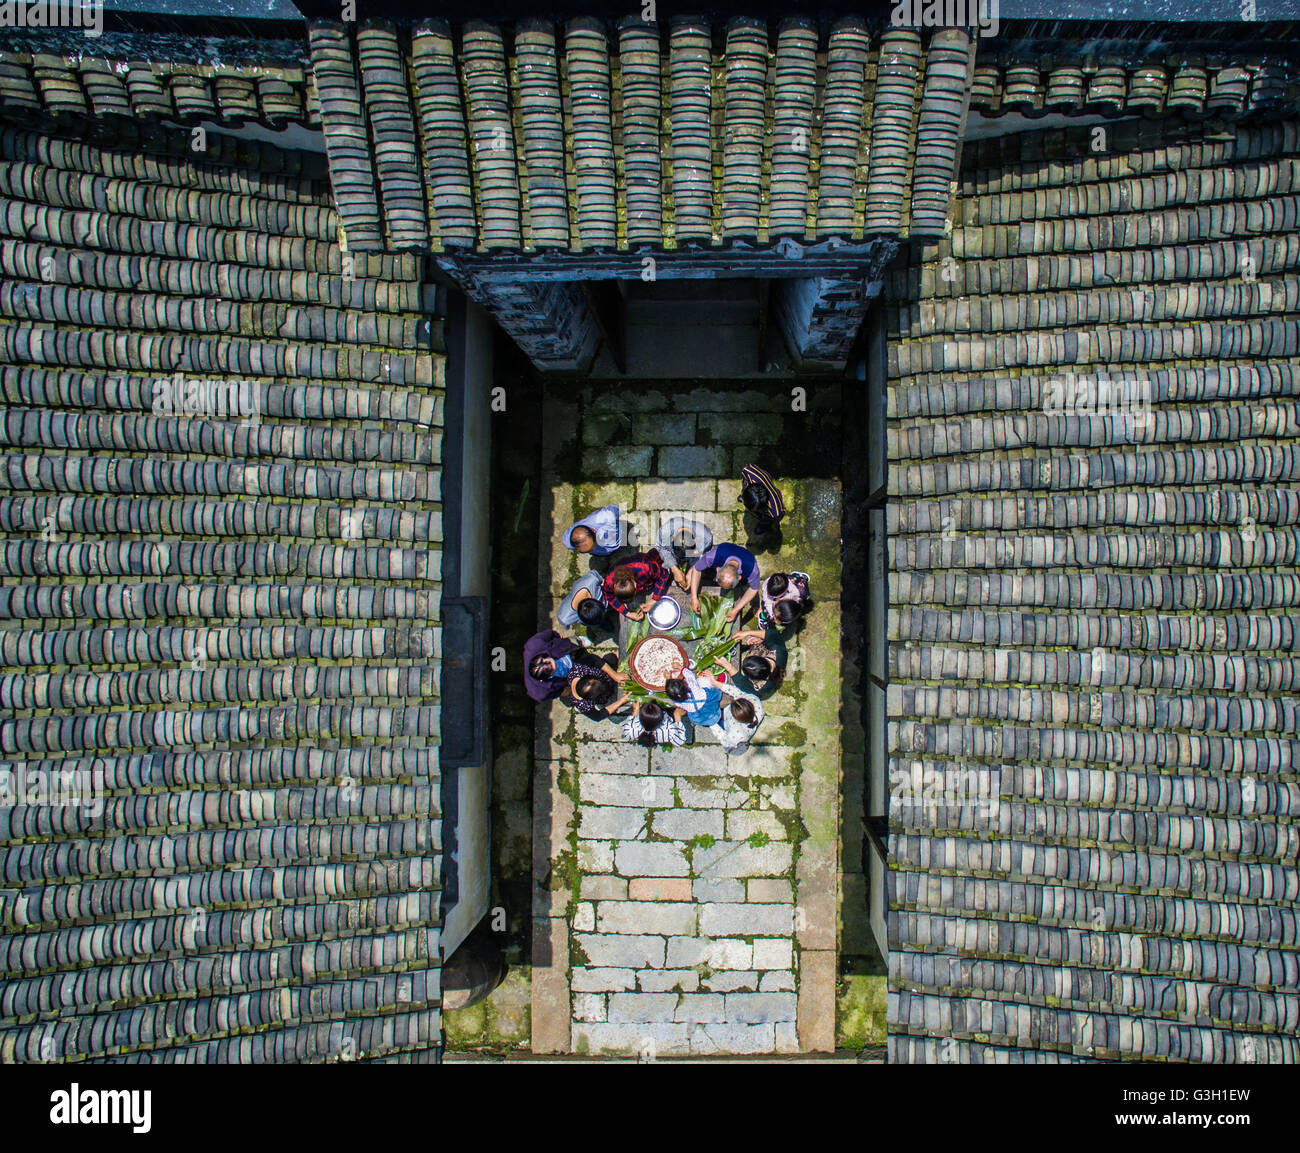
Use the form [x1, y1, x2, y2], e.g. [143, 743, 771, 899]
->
[434, 236, 896, 282]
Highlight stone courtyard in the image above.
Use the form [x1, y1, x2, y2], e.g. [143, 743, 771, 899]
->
[528, 381, 845, 1056]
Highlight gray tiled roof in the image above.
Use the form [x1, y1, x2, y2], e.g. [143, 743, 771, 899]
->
[308, 17, 976, 253]
[0, 47, 317, 128]
[0, 116, 444, 1062]
[885, 115, 1300, 1063]
[971, 54, 1299, 121]
[4, 17, 1298, 1066]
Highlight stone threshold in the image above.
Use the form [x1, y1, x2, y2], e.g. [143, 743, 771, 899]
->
[446, 1051, 882, 1064]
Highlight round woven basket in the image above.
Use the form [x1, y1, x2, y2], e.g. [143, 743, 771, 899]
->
[628, 635, 689, 691]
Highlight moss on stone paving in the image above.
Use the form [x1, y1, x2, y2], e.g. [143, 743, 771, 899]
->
[837, 973, 888, 1050]
[443, 968, 533, 1052]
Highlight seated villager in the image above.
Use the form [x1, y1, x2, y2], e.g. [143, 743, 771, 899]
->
[622, 699, 689, 748]
[738, 463, 787, 537]
[557, 571, 618, 632]
[731, 627, 788, 698]
[568, 666, 630, 722]
[656, 516, 715, 590]
[603, 549, 673, 620]
[757, 571, 812, 630]
[525, 630, 620, 703]
[564, 504, 626, 557]
[688, 541, 761, 623]
[663, 667, 726, 728]
[576, 596, 619, 631]
[711, 681, 765, 755]
[523, 628, 583, 702]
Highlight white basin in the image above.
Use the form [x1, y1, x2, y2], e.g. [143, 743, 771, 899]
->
[649, 598, 682, 630]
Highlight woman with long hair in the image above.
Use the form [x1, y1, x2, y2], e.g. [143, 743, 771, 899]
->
[757, 570, 812, 630]
[710, 681, 765, 755]
[622, 699, 688, 748]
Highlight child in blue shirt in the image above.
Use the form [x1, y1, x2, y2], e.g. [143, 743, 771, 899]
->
[664, 668, 725, 728]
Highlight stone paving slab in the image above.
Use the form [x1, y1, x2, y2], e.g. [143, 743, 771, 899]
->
[635, 479, 718, 512]
[629, 878, 692, 901]
[693, 878, 745, 902]
[798, 950, 837, 1053]
[531, 916, 571, 1054]
[651, 808, 726, 840]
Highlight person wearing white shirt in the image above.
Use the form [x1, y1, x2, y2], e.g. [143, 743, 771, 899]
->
[710, 681, 765, 755]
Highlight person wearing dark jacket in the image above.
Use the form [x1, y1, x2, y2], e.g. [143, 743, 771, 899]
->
[524, 629, 630, 716]
[731, 627, 788, 699]
[523, 629, 582, 702]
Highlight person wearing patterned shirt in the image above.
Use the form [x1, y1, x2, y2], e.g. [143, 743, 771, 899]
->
[602, 549, 673, 619]
[757, 571, 812, 629]
[738, 463, 787, 536]
[622, 700, 689, 748]
[568, 662, 630, 722]
[711, 681, 765, 755]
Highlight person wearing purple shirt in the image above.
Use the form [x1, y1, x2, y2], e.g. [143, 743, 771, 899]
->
[523, 629, 581, 702]
[524, 628, 627, 707]
[688, 542, 761, 623]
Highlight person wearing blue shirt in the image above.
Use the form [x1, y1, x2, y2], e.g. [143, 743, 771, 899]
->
[564, 505, 625, 556]
[664, 668, 725, 728]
